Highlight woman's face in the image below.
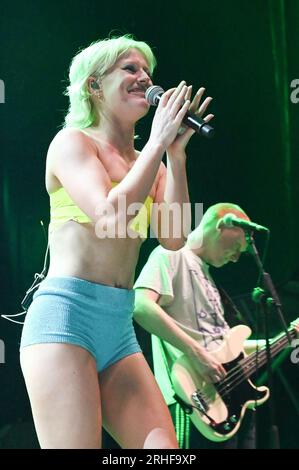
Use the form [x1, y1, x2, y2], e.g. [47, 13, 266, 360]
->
[100, 48, 153, 122]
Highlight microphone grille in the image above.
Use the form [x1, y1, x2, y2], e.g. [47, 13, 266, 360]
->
[145, 85, 165, 106]
[222, 213, 236, 227]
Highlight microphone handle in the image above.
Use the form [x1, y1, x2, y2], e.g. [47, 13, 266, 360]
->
[183, 111, 215, 139]
[153, 91, 215, 139]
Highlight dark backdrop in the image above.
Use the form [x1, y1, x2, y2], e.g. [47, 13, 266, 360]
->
[0, 0, 299, 449]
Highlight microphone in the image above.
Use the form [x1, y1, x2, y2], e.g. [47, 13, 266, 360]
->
[221, 213, 269, 232]
[145, 85, 215, 139]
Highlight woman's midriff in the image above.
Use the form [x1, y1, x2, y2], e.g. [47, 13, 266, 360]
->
[47, 220, 142, 289]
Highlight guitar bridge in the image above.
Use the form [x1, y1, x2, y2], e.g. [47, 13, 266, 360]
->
[192, 390, 208, 413]
[191, 390, 218, 427]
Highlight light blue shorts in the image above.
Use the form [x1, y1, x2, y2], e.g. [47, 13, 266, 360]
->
[20, 276, 141, 372]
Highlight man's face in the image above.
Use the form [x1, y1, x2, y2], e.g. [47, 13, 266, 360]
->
[210, 226, 248, 267]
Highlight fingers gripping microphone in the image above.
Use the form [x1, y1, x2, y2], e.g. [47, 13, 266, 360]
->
[221, 213, 269, 232]
[145, 85, 215, 139]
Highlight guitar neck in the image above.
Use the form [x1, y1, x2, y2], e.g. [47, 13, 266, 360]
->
[242, 326, 297, 378]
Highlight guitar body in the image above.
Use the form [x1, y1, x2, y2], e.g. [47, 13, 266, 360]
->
[171, 325, 269, 442]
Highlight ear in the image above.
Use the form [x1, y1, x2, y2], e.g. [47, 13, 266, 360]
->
[91, 81, 99, 89]
[216, 218, 224, 231]
[88, 76, 100, 93]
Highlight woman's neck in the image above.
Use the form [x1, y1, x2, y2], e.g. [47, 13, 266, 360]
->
[88, 115, 137, 161]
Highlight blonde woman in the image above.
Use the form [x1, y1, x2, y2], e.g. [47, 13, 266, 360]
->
[20, 34, 213, 449]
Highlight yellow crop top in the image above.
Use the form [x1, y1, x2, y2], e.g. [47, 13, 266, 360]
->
[49, 182, 153, 239]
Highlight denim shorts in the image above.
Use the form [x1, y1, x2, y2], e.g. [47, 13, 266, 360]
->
[20, 276, 141, 372]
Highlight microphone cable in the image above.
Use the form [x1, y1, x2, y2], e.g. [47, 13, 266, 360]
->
[1, 221, 49, 325]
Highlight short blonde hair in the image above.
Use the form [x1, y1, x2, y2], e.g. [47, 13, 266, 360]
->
[200, 202, 249, 227]
[63, 34, 156, 129]
[187, 202, 249, 247]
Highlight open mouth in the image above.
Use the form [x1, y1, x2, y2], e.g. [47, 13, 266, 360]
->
[128, 85, 148, 97]
[128, 89, 146, 97]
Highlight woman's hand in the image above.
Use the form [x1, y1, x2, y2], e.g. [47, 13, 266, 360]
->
[148, 81, 191, 151]
[167, 86, 214, 159]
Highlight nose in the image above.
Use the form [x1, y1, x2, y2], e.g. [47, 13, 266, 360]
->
[230, 252, 241, 263]
[138, 69, 151, 85]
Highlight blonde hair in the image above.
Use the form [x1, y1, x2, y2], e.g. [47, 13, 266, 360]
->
[63, 34, 156, 129]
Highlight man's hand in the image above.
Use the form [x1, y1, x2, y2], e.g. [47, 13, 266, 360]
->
[188, 345, 226, 383]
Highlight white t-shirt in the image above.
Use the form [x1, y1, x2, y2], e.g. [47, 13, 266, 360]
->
[134, 245, 230, 405]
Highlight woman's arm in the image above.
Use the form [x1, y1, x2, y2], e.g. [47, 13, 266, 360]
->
[151, 86, 214, 250]
[49, 83, 191, 235]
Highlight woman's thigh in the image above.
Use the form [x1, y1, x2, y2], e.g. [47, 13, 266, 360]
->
[99, 352, 178, 449]
[20, 343, 101, 448]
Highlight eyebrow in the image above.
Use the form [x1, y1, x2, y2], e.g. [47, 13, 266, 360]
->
[122, 58, 151, 73]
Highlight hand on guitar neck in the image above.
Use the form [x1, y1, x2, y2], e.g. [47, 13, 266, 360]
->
[187, 323, 299, 385]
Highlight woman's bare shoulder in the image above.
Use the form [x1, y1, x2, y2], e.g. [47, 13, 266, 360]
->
[47, 128, 98, 161]
[50, 127, 93, 147]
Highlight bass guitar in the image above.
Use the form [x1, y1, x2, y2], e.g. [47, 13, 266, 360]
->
[171, 319, 299, 442]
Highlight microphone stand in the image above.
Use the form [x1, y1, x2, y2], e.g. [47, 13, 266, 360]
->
[246, 232, 291, 449]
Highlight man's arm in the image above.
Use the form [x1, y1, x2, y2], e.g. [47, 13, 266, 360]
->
[244, 323, 299, 355]
[135, 288, 201, 354]
[134, 288, 226, 382]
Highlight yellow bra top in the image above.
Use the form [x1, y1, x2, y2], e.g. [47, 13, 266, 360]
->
[49, 181, 153, 239]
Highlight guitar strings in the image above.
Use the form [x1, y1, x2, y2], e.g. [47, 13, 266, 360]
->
[215, 335, 291, 400]
[203, 328, 296, 406]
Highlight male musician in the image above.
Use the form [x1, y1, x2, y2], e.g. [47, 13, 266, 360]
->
[133, 202, 261, 449]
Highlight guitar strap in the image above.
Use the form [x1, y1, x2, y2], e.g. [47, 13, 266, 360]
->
[218, 287, 248, 327]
